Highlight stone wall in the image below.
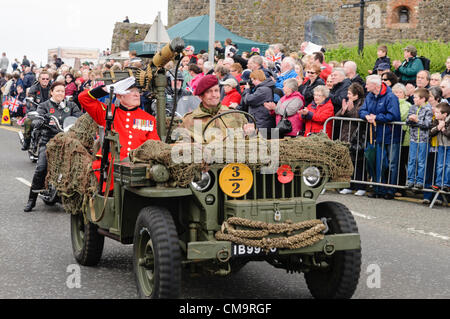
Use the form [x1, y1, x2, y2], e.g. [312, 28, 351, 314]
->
[111, 22, 152, 53]
[167, 0, 449, 52]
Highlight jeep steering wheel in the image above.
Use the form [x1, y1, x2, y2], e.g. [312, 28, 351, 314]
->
[201, 110, 259, 143]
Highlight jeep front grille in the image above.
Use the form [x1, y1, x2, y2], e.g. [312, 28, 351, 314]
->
[224, 167, 303, 200]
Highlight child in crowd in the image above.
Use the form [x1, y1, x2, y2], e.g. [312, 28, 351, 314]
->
[392, 83, 411, 196]
[405, 88, 433, 189]
[423, 87, 445, 204]
[431, 102, 450, 192]
[369, 45, 391, 75]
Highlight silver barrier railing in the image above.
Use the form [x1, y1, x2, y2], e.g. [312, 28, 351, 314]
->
[322, 117, 449, 208]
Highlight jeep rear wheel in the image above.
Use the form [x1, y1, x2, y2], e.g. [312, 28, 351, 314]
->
[71, 213, 105, 266]
[133, 206, 181, 299]
[304, 201, 361, 299]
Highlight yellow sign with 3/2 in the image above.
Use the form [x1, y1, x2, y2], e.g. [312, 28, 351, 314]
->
[219, 163, 253, 198]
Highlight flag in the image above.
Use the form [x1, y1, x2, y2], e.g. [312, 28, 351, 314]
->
[8, 97, 20, 113]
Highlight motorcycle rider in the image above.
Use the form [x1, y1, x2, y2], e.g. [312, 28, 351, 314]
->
[21, 71, 51, 150]
[24, 81, 82, 212]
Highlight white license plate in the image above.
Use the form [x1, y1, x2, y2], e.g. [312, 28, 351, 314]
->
[232, 244, 277, 257]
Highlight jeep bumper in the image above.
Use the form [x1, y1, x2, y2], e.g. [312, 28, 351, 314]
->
[187, 233, 361, 260]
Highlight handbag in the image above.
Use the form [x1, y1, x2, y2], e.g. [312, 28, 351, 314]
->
[275, 107, 292, 138]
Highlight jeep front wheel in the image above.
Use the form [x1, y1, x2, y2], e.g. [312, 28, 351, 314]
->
[71, 213, 105, 266]
[304, 201, 361, 299]
[133, 206, 181, 299]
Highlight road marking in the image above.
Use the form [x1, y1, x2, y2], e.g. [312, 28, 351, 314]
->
[351, 211, 377, 220]
[0, 125, 21, 133]
[407, 228, 449, 241]
[16, 177, 31, 187]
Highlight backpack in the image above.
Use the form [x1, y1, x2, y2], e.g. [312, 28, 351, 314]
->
[418, 56, 430, 71]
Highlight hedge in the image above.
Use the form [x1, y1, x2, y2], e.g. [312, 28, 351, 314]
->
[324, 40, 450, 79]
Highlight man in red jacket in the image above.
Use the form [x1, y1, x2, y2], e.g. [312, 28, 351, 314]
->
[78, 77, 160, 188]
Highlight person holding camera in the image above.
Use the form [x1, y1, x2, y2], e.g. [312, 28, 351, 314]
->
[24, 81, 82, 212]
[239, 70, 276, 138]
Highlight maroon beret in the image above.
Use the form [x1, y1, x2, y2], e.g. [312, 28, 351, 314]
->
[194, 74, 219, 96]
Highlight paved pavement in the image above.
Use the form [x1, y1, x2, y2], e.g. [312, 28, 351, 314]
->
[0, 125, 449, 299]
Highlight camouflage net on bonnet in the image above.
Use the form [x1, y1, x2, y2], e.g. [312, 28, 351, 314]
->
[202, 133, 353, 182]
[130, 133, 353, 185]
[46, 114, 99, 215]
[130, 140, 206, 187]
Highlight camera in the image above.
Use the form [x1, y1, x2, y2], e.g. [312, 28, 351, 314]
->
[239, 79, 254, 88]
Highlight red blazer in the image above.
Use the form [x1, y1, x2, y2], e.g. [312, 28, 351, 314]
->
[78, 89, 160, 160]
[78, 88, 160, 191]
[301, 98, 334, 138]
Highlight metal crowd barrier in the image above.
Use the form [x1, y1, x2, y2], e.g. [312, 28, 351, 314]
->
[322, 117, 449, 209]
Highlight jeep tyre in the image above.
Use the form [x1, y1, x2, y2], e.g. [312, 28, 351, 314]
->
[304, 201, 361, 299]
[133, 206, 181, 299]
[71, 213, 105, 266]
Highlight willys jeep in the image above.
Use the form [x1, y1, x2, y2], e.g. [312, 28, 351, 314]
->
[68, 39, 361, 299]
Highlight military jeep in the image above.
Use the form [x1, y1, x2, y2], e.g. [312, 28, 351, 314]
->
[70, 132, 361, 299]
[67, 40, 361, 299]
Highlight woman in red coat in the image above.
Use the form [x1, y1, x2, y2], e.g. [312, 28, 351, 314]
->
[298, 85, 334, 138]
[220, 78, 242, 108]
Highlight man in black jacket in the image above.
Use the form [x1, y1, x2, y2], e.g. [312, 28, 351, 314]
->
[329, 68, 352, 115]
[329, 68, 352, 140]
[21, 72, 51, 150]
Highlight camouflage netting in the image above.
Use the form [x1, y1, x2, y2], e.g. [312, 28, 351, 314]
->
[202, 133, 353, 182]
[46, 114, 99, 215]
[130, 140, 206, 187]
[131, 133, 353, 184]
[279, 133, 353, 182]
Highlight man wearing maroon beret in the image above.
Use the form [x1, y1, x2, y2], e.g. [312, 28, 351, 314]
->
[181, 74, 252, 143]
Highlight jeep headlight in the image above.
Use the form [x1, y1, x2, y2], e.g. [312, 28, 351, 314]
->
[303, 166, 321, 187]
[191, 172, 212, 192]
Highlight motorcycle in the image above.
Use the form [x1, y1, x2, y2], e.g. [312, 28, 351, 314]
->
[18, 97, 75, 163]
[32, 113, 78, 206]
[18, 98, 41, 162]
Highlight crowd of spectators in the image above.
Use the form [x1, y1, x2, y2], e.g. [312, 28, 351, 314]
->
[1, 41, 449, 205]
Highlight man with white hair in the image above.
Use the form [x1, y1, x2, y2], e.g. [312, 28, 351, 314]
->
[359, 75, 401, 199]
[222, 57, 235, 71]
[329, 68, 352, 114]
[441, 76, 450, 103]
[273, 57, 298, 102]
[245, 55, 276, 82]
[203, 61, 214, 75]
[344, 61, 365, 88]
[272, 43, 285, 72]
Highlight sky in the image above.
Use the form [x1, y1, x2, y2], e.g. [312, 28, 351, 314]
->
[0, 0, 168, 71]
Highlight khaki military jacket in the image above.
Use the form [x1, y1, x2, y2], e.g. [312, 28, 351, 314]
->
[180, 103, 248, 143]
